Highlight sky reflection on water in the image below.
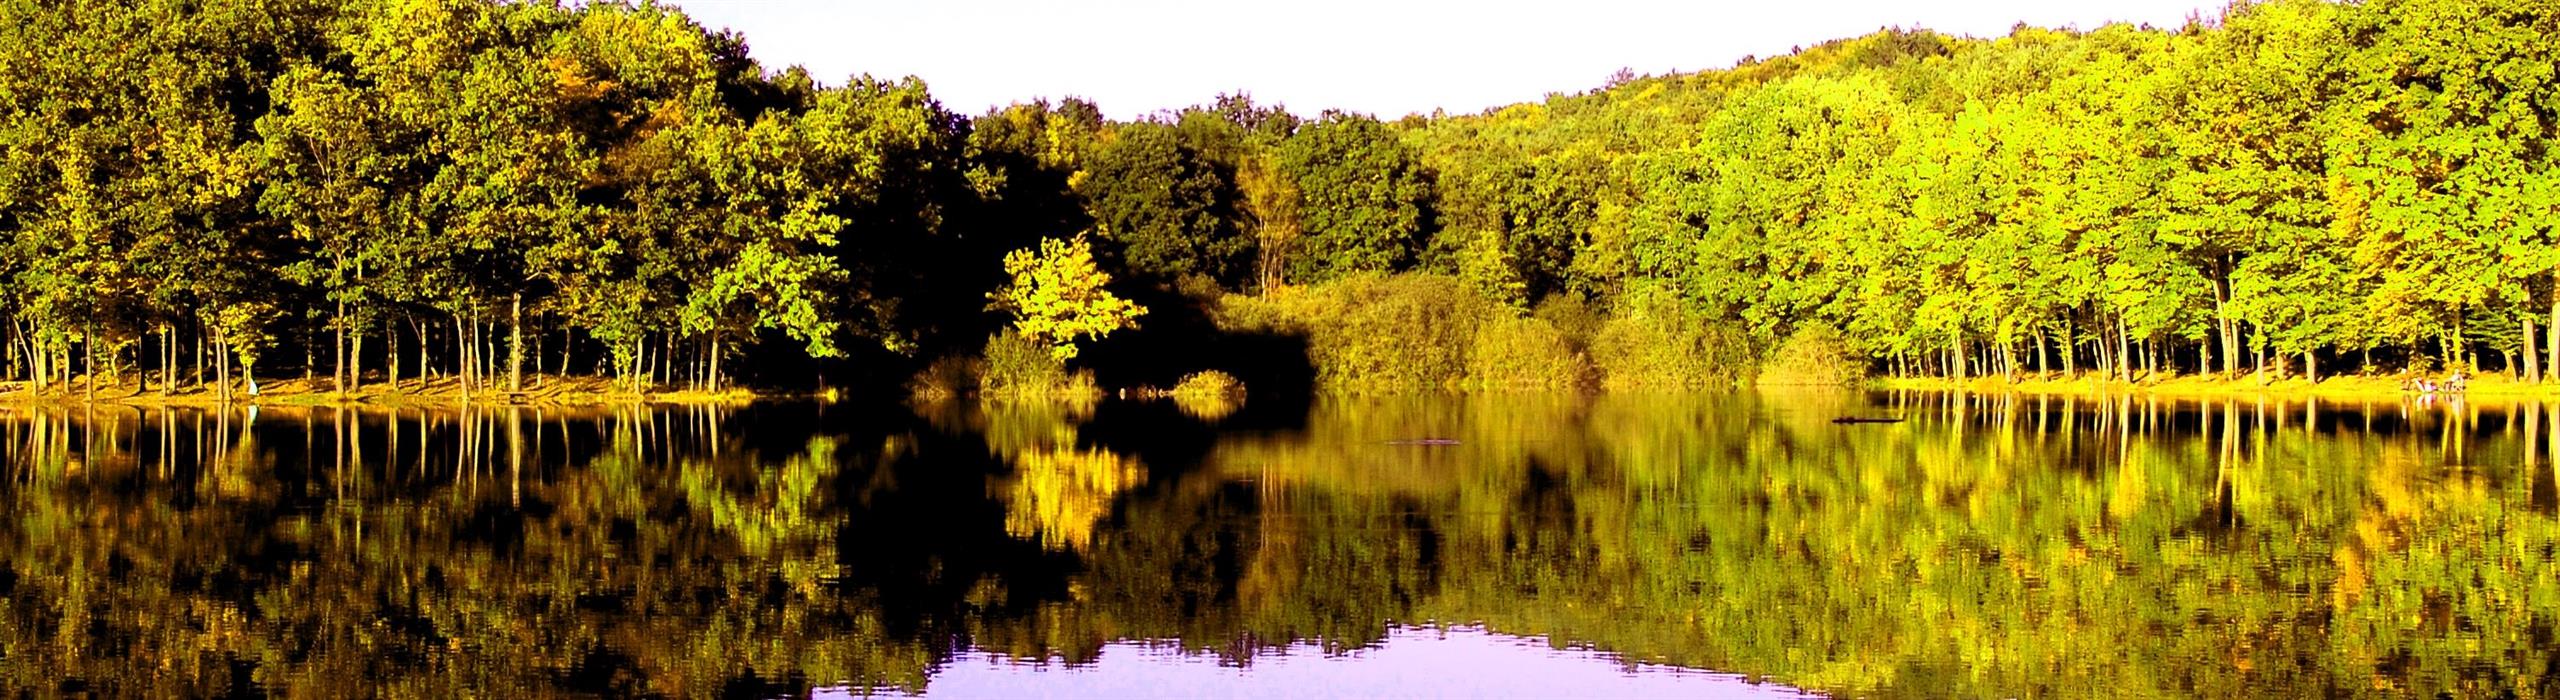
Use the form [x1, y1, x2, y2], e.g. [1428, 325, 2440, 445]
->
[842, 625, 1809, 699]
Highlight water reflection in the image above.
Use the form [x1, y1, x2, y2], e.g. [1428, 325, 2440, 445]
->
[0, 391, 2556, 697]
[839, 625, 1809, 699]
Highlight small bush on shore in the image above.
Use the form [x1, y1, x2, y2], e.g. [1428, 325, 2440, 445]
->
[1169, 370, 1245, 420]
[1589, 284, 1753, 390]
[979, 331, 1101, 399]
[1217, 275, 1793, 394]
[1170, 370, 1245, 398]
[1757, 324, 1865, 386]
[1220, 273, 1498, 392]
[1466, 316, 1590, 390]
[907, 355, 981, 401]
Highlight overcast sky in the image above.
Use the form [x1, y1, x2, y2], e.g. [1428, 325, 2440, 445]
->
[665, 0, 2228, 120]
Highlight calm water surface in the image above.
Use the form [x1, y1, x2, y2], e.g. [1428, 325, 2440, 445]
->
[2, 391, 2555, 697]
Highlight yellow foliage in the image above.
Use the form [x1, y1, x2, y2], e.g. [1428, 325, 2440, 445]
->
[992, 235, 1146, 360]
[997, 444, 1145, 552]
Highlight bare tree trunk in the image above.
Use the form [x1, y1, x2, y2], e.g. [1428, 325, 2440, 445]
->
[215, 332, 231, 403]
[139, 326, 153, 397]
[456, 313, 472, 403]
[335, 299, 347, 394]
[83, 315, 96, 404]
[2033, 326, 2050, 378]
[389, 318, 402, 392]
[2524, 311, 2544, 383]
[532, 313, 545, 385]
[710, 333, 723, 393]
[510, 293, 524, 394]
[351, 314, 365, 397]
[2213, 273, 2235, 376]
[2547, 273, 2559, 382]
[159, 324, 173, 398]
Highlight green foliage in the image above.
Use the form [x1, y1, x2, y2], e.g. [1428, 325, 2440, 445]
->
[1219, 274, 1496, 392]
[1168, 370, 1245, 420]
[1464, 316, 1589, 390]
[993, 235, 1147, 360]
[979, 330, 1099, 398]
[1170, 370, 1245, 398]
[1589, 284, 1755, 389]
[1277, 113, 1434, 283]
[8, 0, 2560, 399]
[1455, 229, 1528, 309]
[215, 302, 282, 371]
[1757, 324, 1866, 386]
[1078, 122, 1251, 284]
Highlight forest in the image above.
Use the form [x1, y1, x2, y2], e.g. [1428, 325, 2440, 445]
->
[2, 0, 2556, 399]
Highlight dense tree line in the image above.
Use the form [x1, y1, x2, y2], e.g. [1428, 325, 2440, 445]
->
[0, 0, 1020, 399]
[1411, 0, 2560, 382]
[4, 0, 2554, 401]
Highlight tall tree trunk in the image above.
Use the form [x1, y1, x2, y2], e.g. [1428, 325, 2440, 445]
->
[138, 327, 152, 396]
[456, 313, 472, 403]
[350, 315, 365, 397]
[2305, 351, 2318, 383]
[560, 327, 575, 381]
[532, 313, 545, 384]
[389, 319, 402, 392]
[629, 338, 645, 393]
[709, 333, 723, 393]
[2547, 273, 2559, 383]
[2034, 326, 2050, 378]
[416, 317, 433, 382]
[2213, 274, 2235, 376]
[335, 299, 347, 393]
[215, 332, 231, 403]
[83, 315, 96, 404]
[2526, 311, 2544, 383]
[160, 324, 173, 398]
[510, 293, 524, 394]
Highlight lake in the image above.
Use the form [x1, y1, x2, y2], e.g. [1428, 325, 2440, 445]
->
[0, 390, 2552, 697]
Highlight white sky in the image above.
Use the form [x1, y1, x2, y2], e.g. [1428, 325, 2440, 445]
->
[666, 0, 2227, 120]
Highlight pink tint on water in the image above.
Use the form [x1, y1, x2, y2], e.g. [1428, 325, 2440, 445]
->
[823, 625, 1818, 700]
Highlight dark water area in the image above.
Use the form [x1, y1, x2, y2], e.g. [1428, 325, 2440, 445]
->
[2, 391, 2556, 697]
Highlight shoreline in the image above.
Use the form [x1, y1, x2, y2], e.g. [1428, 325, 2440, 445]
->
[16, 371, 2552, 408]
[0, 374, 801, 408]
[1877, 372, 2560, 402]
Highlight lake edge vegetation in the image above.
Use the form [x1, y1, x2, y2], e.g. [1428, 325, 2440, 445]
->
[3, 0, 2555, 403]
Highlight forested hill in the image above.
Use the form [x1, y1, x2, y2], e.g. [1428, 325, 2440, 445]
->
[2, 0, 2554, 398]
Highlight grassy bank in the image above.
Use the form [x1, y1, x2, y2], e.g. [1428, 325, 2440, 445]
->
[0, 374, 783, 407]
[1881, 372, 2560, 401]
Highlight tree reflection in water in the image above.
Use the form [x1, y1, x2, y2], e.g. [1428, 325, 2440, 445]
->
[0, 392, 2556, 697]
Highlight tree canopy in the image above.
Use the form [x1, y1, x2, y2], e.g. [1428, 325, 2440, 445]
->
[4, 0, 2556, 398]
